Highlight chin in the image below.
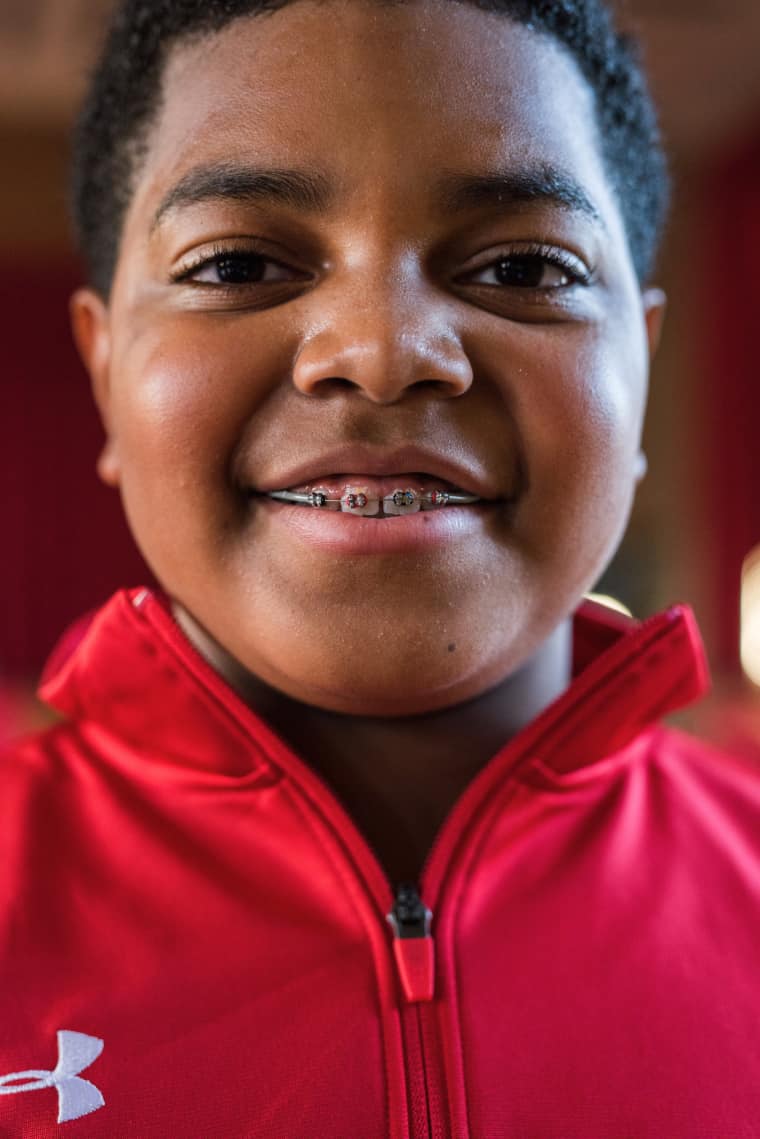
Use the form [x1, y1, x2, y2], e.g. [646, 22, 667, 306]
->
[286, 676, 487, 718]
[259, 637, 521, 718]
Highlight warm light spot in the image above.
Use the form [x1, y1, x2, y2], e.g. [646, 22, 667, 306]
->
[584, 593, 633, 618]
[740, 546, 760, 687]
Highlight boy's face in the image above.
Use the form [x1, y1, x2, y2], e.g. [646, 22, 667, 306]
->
[73, 0, 664, 716]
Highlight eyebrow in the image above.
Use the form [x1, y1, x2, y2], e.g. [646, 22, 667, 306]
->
[435, 164, 604, 227]
[151, 164, 335, 229]
[152, 160, 604, 230]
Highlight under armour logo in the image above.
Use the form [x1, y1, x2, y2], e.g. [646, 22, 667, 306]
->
[0, 1031, 104, 1123]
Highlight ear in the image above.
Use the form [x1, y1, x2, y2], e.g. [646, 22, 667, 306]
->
[642, 287, 667, 363]
[634, 450, 648, 485]
[70, 288, 121, 488]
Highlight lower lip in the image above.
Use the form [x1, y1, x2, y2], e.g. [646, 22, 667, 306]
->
[255, 497, 497, 555]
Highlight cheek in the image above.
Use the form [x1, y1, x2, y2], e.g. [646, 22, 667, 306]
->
[519, 322, 643, 447]
[113, 318, 277, 465]
[493, 321, 647, 561]
[107, 320, 278, 554]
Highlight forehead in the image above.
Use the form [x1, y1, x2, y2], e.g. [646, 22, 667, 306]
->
[129, 0, 623, 247]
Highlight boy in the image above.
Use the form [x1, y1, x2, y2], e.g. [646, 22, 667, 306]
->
[2, 0, 760, 1135]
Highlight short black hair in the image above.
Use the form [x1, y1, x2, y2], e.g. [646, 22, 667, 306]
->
[71, 0, 669, 297]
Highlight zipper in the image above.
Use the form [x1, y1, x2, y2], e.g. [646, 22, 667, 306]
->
[388, 884, 445, 1138]
[387, 883, 435, 1003]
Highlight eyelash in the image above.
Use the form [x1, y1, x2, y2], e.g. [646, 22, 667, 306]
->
[171, 240, 593, 293]
[460, 242, 593, 290]
[171, 242, 303, 287]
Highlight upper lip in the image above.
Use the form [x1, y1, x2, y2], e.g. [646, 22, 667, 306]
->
[252, 444, 506, 500]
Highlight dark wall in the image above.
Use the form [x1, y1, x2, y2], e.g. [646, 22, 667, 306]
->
[0, 258, 149, 678]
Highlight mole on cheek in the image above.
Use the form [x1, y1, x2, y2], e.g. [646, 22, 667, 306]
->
[448, 643, 457, 653]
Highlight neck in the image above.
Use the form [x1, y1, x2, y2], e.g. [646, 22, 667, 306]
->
[174, 607, 572, 884]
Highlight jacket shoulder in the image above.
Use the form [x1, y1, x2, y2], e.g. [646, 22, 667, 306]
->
[0, 719, 89, 812]
[647, 723, 760, 825]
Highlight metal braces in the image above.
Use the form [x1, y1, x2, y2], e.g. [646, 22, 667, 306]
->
[267, 487, 480, 510]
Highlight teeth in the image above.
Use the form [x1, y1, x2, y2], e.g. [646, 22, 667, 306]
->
[340, 486, 380, 516]
[383, 488, 420, 515]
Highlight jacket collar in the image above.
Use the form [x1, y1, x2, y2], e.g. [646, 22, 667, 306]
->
[39, 588, 710, 780]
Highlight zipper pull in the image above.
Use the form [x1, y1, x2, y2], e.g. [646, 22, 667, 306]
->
[387, 883, 435, 1003]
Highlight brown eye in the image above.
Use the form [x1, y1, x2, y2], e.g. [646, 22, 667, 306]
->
[212, 253, 269, 284]
[461, 246, 591, 291]
[493, 255, 571, 288]
[175, 248, 304, 286]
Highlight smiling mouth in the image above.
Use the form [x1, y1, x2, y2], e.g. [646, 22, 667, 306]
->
[256, 476, 482, 517]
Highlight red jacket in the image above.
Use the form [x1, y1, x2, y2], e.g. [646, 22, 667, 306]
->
[2, 587, 760, 1137]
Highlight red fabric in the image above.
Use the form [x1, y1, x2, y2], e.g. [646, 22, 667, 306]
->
[3, 590, 760, 1136]
[701, 137, 760, 670]
[0, 260, 149, 679]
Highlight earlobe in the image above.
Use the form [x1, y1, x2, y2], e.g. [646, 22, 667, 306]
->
[642, 287, 667, 362]
[70, 288, 121, 489]
[95, 440, 121, 489]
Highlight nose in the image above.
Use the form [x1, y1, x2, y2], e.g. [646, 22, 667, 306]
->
[291, 271, 474, 404]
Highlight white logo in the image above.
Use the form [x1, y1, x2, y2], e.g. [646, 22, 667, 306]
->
[0, 1030, 105, 1123]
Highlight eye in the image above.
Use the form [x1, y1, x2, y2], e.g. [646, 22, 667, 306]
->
[172, 244, 307, 287]
[461, 245, 592, 291]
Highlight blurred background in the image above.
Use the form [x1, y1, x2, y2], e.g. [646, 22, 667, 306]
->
[2, 0, 760, 747]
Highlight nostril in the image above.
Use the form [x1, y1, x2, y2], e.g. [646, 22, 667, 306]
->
[300, 376, 357, 397]
[426, 377, 466, 396]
